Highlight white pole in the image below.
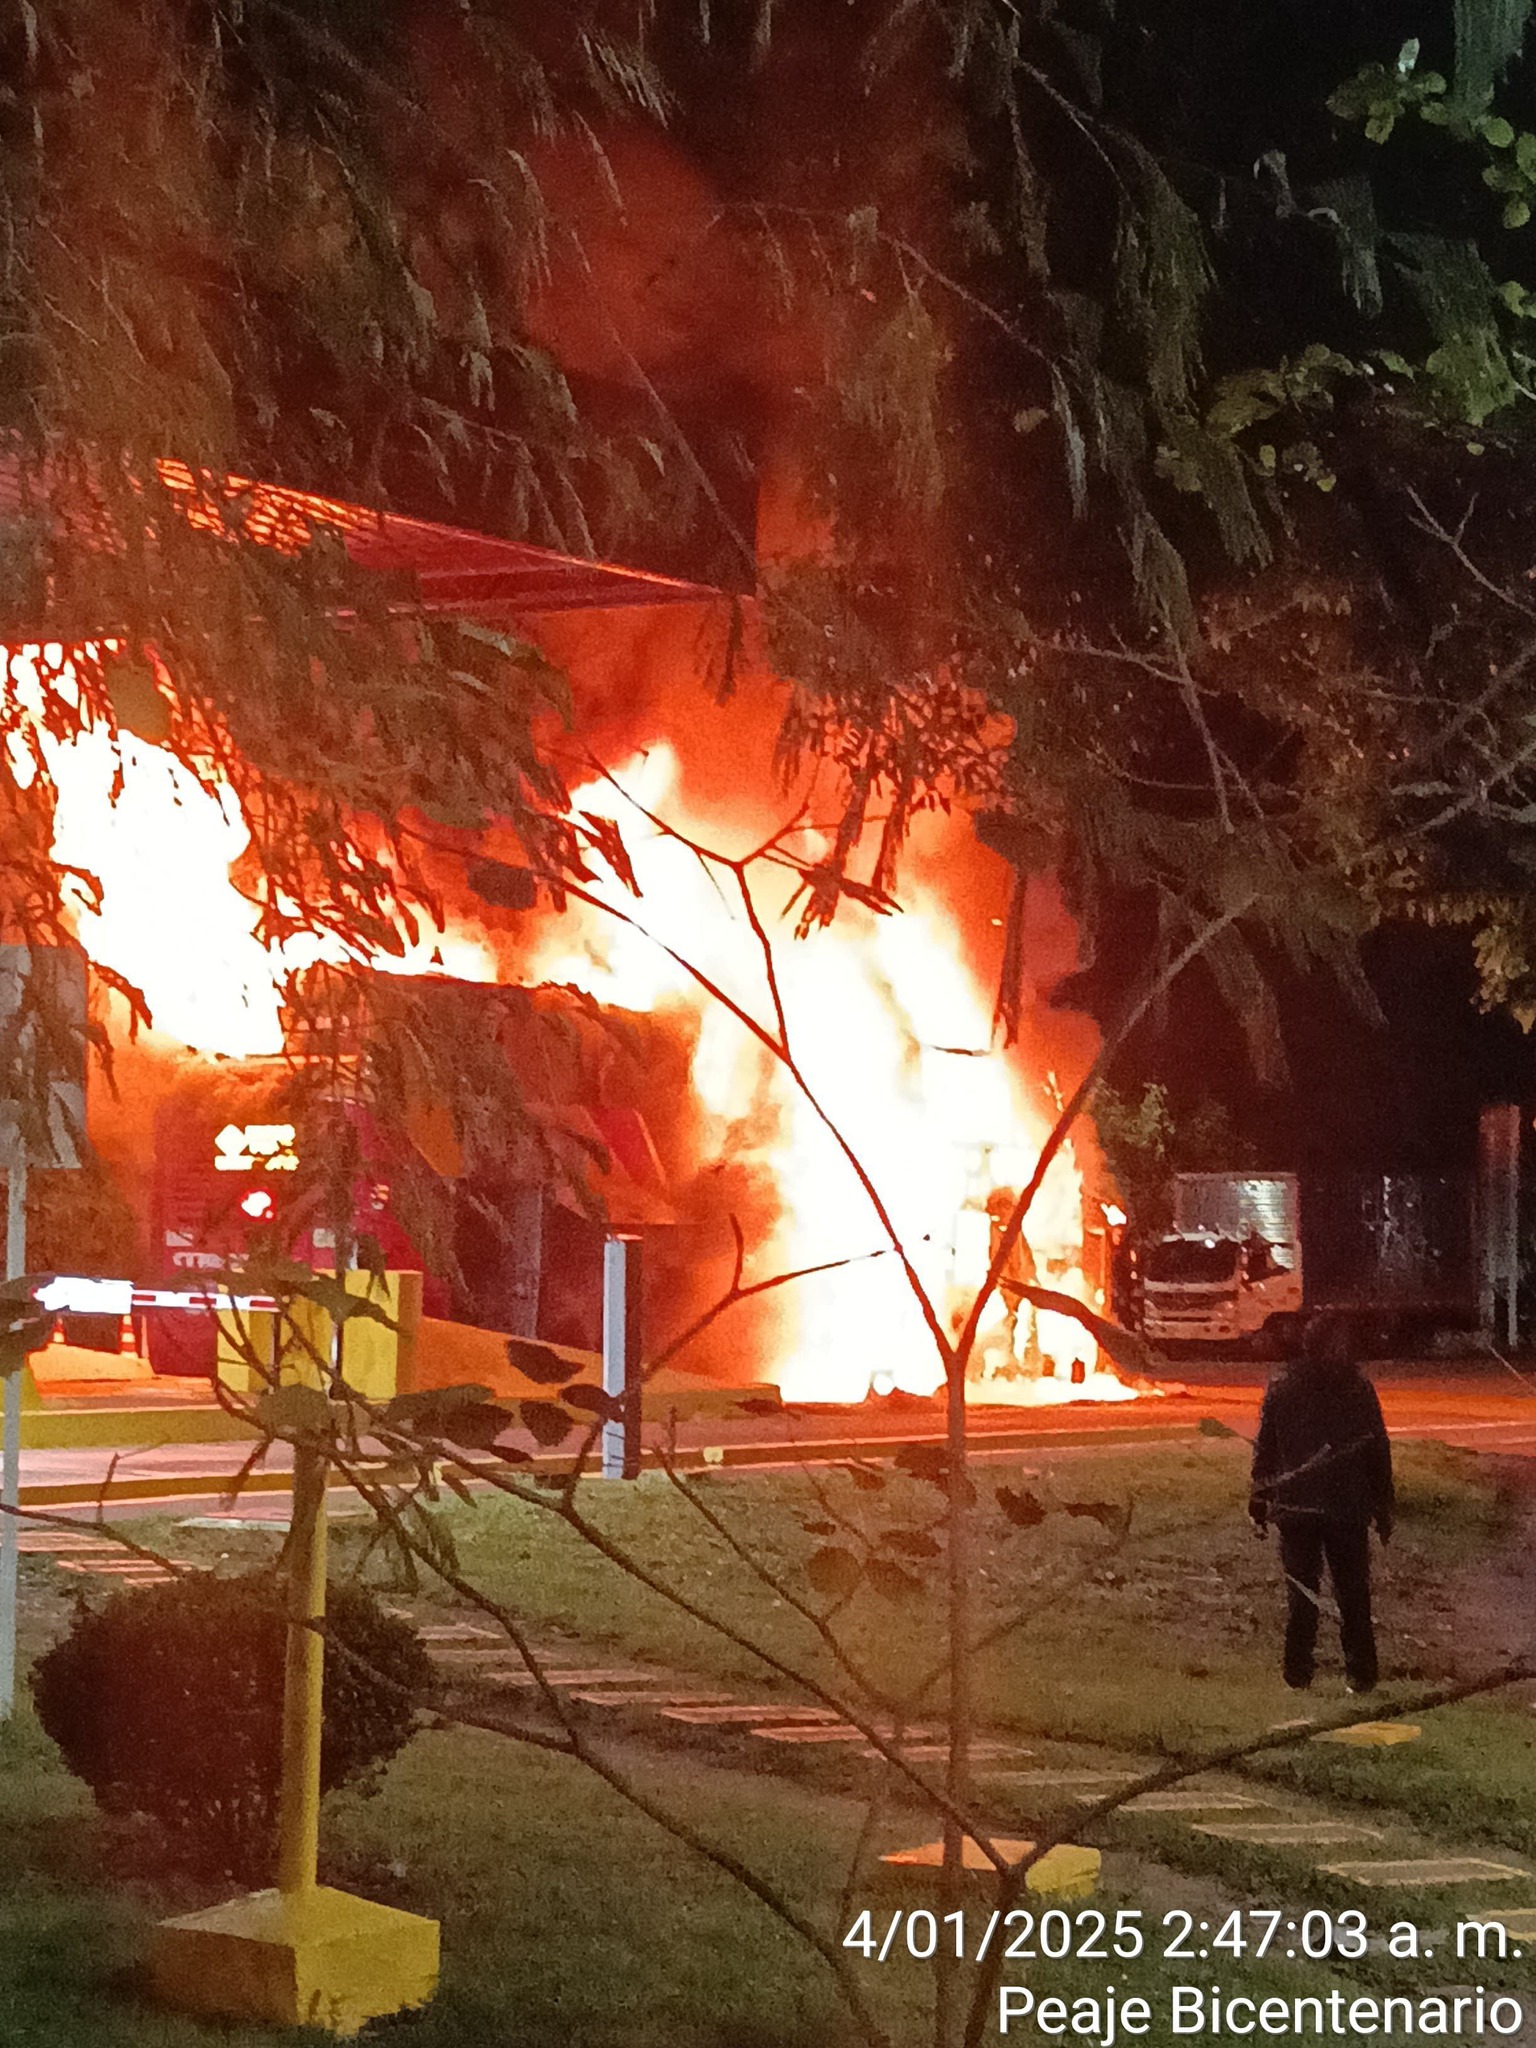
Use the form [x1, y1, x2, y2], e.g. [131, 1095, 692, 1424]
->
[601, 1235, 642, 1481]
[1, 1154, 25, 1717]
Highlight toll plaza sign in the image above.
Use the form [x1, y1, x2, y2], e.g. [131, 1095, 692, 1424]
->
[213, 1123, 298, 1174]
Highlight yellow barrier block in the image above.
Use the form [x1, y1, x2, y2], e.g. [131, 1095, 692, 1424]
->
[217, 1272, 422, 1403]
[1313, 1722, 1421, 1748]
[881, 1838, 1101, 1896]
[215, 1307, 275, 1397]
[148, 1884, 439, 2036]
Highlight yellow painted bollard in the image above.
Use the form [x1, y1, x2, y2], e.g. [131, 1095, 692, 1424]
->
[277, 1442, 328, 1898]
[148, 1440, 440, 2034]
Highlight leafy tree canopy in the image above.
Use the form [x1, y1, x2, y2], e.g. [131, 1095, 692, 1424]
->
[4, 0, 1536, 1124]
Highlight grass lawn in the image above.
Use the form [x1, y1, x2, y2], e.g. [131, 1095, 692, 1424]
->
[0, 1696, 932, 2048]
[4, 1434, 1530, 2045]
[286, 1434, 1523, 1758]
[0, 1688, 1430, 2048]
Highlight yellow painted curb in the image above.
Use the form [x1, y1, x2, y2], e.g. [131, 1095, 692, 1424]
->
[881, 1838, 1100, 1896]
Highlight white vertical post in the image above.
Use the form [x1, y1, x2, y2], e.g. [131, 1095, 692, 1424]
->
[1, 1154, 25, 1717]
[601, 1234, 642, 1481]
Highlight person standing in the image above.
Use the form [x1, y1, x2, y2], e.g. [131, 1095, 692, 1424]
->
[1249, 1314, 1394, 1693]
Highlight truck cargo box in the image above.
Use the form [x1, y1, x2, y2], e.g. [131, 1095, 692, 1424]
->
[1298, 1171, 1475, 1318]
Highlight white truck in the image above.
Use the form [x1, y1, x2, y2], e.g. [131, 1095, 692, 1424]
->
[1138, 1169, 1477, 1353]
[1139, 1173, 1303, 1350]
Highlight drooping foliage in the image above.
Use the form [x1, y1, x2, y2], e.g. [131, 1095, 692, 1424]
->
[687, 1, 1536, 1051]
[3, 0, 1536, 1138]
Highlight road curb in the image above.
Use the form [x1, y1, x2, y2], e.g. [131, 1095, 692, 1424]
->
[15, 1419, 1205, 1510]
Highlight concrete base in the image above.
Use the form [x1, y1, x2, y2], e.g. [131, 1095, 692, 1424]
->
[148, 1885, 439, 2036]
[1312, 1721, 1421, 1747]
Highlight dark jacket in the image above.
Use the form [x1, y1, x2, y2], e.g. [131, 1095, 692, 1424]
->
[1249, 1359, 1394, 1531]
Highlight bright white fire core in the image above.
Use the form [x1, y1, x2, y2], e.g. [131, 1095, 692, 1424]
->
[527, 745, 1130, 1405]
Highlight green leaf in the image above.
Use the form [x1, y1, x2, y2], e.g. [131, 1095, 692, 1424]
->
[228, 1258, 315, 1297]
[1062, 1500, 1122, 1530]
[892, 1444, 949, 1487]
[560, 1382, 617, 1420]
[385, 1384, 493, 1427]
[1012, 1284, 1156, 1376]
[105, 654, 172, 743]
[805, 1545, 862, 1599]
[519, 1399, 573, 1448]
[254, 1383, 332, 1435]
[299, 1276, 393, 1327]
[996, 1485, 1046, 1530]
[1483, 114, 1516, 147]
[439, 1402, 516, 1450]
[1505, 197, 1531, 228]
[1049, 365, 1088, 519]
[0, 1308, 53, 1375]
[0, 1275, 54, 1308]
[864, 1558, 924, 1599]
[505, 1337, 581, 1386]
[465, 859, 539, 911]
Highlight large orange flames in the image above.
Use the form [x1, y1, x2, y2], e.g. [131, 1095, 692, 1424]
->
[2, 644, 495, 1057]
[3, 639, 1131, 1406]
[524, 744, 1131, 1406]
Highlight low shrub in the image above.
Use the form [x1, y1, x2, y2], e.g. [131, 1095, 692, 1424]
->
[31, 1570, 435, 1879]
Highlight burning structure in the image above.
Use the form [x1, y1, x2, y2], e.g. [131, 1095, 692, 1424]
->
[1, 472, 1129, 1411]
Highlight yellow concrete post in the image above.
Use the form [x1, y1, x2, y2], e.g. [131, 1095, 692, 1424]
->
[276, 1440, 328, 1898]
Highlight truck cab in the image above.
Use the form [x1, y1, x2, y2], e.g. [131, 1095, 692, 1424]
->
[1141, 1220, 1303, 1350]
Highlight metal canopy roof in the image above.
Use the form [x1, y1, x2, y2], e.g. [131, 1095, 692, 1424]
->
[264, 483, 718, 614]
[0, 453, 718, 617]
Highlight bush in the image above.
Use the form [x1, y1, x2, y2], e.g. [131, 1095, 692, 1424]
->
[31, 1570, 436, 1879]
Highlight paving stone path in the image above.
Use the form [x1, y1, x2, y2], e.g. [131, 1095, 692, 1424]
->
[19, 1527, 187, 1587]
[404, 1618, 1536, 1913]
